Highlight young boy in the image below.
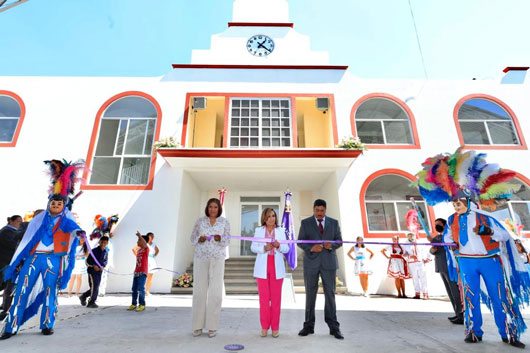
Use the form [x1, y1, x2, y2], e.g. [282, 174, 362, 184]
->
[80, 236, 109, 308]
[128, 231, 149, 312]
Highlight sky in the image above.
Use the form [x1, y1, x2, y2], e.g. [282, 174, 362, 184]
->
[0, 0, 529, 79]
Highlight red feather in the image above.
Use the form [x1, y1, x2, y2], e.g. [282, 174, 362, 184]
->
[480, 170, 516, 194]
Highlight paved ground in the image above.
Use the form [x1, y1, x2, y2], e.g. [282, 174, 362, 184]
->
[0, 293, 528, 353]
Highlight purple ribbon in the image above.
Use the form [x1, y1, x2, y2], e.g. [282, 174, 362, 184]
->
[206, 234, 456, 247]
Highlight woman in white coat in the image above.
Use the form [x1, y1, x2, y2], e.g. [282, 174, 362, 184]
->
[251, 208, 289, 338]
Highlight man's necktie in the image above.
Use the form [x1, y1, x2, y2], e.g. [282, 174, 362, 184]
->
[318, 220, 324, 237]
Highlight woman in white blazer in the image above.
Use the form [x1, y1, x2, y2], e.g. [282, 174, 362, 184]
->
[251, 208, 289, 338]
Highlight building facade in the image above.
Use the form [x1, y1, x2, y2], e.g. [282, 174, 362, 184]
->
[1, 0, 529, 295]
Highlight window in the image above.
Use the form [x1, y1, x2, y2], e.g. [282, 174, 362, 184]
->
[0, 93, 23, 145]
[457, 98, 520, 145]
[89, 96, 158, 186]
[487, 178, 530, 232]
[364, 174, 430, 233]
[239, 197, 281, 256]
[354, 97, 414, 145]
[229, 98, 291, 148]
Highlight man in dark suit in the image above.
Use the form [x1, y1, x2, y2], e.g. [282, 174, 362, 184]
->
[297, 199, 344, 339]
[0, 215, 24, 320]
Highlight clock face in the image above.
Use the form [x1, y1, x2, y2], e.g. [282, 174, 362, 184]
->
[247, 35, 275, 57]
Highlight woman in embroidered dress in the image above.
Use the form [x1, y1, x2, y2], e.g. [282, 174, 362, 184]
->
[381, 235, 410, 298]
[190, 198, 230, 338]
[347, 236, 374, 297]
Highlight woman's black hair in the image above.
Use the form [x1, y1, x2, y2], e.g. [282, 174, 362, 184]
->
[204, 198, 223, 218]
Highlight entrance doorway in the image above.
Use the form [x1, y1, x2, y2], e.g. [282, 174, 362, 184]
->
[239, 197, 281, 256]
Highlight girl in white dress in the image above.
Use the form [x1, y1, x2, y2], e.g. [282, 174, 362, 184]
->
[381, 235, 411, 298]
[347, 236, 374, 297]
[67, 236, 88, 296]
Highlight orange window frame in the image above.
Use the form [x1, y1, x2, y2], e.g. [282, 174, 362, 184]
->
[360, 168, 435, 239]
[82, 91, 162, 191]
[0, 90, 26, 147]
[453, 93, 527, 150]
[350, 93, 421, 149]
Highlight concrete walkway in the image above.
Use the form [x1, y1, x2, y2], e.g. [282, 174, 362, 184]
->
[1, 293, 528, 352]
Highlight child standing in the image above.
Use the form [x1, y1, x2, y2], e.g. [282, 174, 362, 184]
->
[80, 236, 109, 308]
[128, 232, 149, 312]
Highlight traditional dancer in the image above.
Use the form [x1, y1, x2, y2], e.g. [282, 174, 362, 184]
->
[403, 232, 430, 299]
[381, 235, 411, 298]
[0, 159, 85, 340]
[347, 236, 373, 297]
[415, 149, 530, 348]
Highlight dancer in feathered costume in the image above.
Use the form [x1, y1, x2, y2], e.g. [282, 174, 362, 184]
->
[414, 149, 529, 348]
[0, 159, 85, 340]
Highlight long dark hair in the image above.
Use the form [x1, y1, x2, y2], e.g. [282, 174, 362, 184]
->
[355, 236, 365, 248]
[204, 198, 223, 218]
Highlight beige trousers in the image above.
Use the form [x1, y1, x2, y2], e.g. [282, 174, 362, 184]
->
[191, 257, 225, 331]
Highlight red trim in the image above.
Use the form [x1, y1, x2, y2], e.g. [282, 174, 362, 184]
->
[181, 93, 339, 149]
[82, 91, 162, 191]
[453, 94, 527, 150]
[158, 148, 361, 159]
[350, 93, 421, 149]
[503, 67, 529, 73]
[171, 64, 348, 70]
[0, 90, 25, 147]
[228, 22, 293, 28]
[359, 169, 435, 239]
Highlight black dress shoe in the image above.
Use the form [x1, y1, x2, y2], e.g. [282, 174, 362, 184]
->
[79, 295, 86, 306]
[330, 330, 344, 340]
[86, 302, 99, 309]
[298, 327, 314, 336]
[0, 332, 14, 340]
[447, 315, 457, 321]
[450, 318, 464, 325]
[502, 337, 526, 349]
[41, 328, 54, 336]
[464, 333, 482, 343]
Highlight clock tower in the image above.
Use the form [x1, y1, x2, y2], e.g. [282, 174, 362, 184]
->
[190, 0, 329, 65]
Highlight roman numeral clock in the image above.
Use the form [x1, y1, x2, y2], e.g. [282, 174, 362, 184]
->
[247, 35, 275, 56]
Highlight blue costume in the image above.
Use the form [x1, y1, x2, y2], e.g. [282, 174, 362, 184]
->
[2, 209, 80, 334]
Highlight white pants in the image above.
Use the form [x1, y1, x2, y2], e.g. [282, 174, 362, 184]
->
[192, 257, 225, 331]
[408, 262, 428, 294]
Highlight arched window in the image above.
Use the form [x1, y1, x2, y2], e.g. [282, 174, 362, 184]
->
[87, 93, 161, 188]
[352, 94, 418, 147]
[455, 95, 525, 148]
[361, 170, 432, 237]
[485, 177, 530, 232]
[0, 91, 25, 147]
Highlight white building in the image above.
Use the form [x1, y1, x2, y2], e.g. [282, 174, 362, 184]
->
[1, 0, 530, 296]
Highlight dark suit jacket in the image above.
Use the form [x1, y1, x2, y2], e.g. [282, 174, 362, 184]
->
[0, 225, 22, 268]
[297, 216, 342, 270]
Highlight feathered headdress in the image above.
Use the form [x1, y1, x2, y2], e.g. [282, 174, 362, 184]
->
[44, 159, 85, 209]
[90, 213, 119, 240]
[406, 209, 420, 236]
[413, 149, 520, 206]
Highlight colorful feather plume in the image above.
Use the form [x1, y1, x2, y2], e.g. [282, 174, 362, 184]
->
[406, 209, 420, 236]
[413, 149, 520, 206]
[44, 159, 86, 208]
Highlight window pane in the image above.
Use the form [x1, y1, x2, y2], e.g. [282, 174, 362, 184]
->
[124, 119, 148, 155]
[120, 157, 150, 185]
[143, 119, 156, 155]
[366, 203, 397, 231]
[511, 179, 530, 201]
[115, 120, 128, 155]
[384, 121, 413, 144]
[103, 96, 157, 118]
[396, 202, 429, 231]
[0, 119, 18, 142]
[356, 98, 408, 120]
[460, 121, 489, 144]
[357, 121, 384, 144]
[91, 157, 121, 184]
[487, 121, 518, 145]
[0, 96, 21, 117]
[512, 202, 530, 230]
[458, 99, 511, 121]
[95, 120, 120, 156]
[366, 175, 423, 201]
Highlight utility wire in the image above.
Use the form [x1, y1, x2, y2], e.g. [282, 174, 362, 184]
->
[408, 0, 429, 80]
